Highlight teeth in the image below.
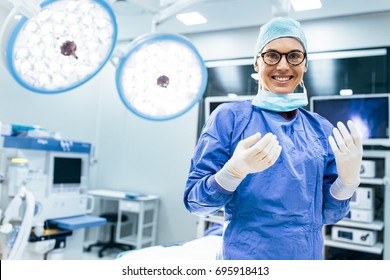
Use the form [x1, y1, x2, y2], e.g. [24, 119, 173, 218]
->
[274, 77, 290, 82]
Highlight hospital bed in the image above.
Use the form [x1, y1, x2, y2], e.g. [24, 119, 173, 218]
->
[117, 221, 223, 260]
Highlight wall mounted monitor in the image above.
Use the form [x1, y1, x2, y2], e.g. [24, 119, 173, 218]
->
[310, 93, 390, 146]
[205, 59, 258, 97]
[305, 48, 388, 97]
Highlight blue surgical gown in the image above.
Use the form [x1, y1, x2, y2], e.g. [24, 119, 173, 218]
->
[184, 100, 350, 260]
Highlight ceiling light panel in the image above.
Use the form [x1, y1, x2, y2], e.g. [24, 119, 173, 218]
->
[290, 0, 322, 11]
[176, 12, 207, 25]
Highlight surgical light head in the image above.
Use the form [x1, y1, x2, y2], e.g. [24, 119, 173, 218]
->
[3, 0, 117, 94]
[115, 33, 208, 121]
[253, 17, 308, 69]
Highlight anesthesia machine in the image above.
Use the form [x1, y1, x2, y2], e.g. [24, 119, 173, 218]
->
[0, 127, 105, 260]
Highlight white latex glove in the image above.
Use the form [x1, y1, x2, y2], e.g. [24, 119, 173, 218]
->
[215, 132, 282, 191]
[328, 120, 363, 199]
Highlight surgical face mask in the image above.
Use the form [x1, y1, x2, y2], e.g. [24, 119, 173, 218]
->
[252, 82, 308, 112]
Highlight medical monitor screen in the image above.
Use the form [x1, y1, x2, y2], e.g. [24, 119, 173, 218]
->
[205, 63, 258, 97]
[311, 94, 390, 146]
[53, 157, 82, 184]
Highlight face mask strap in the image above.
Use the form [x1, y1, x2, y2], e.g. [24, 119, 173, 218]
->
[297, 80, 307, 94]
[299, 80, 308, 105]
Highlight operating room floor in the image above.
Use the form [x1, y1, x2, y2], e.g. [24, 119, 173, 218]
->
[81, 241, 123, 260]
[81, 235, 125, 260]
[82, 249, 119, 260]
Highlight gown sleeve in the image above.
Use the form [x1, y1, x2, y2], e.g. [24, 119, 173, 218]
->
[317, 114, 351, 224]
[183, 103, 246, 216]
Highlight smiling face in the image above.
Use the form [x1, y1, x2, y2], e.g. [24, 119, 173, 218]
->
[255, 37, 307, 94]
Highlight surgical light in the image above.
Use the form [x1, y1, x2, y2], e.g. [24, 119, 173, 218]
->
[116, 33, 208, 121]
[2, 0, 117, 93]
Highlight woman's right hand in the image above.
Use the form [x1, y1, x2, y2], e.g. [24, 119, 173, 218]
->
[224, 132, 282, 179]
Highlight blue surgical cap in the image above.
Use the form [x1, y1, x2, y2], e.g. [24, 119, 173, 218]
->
[254, 17, 308, 68]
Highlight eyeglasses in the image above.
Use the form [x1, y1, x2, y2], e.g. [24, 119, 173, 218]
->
[259, 50, 307, 66]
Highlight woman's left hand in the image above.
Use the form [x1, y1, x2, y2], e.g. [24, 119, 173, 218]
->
[328, 120, 363, 185]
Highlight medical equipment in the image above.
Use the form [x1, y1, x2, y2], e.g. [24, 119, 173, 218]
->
[350, 187, 375, 210]
[331, 226, 377, 246]
[115, 32, 207, 121]
[0, 0, 117, 93]
[360, 160, 376, 178]
[0, 134, 102, 259]
[342, 187, 375, 223]
[113, 0, 208, 120]
[344, 208, 375, 223]
[1, 137, 92, 222]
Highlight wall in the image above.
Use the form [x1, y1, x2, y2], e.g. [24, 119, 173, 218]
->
[1, 10, 390, 251]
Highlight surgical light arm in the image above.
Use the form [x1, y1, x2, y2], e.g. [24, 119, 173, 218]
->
[5, 0, 41, 18]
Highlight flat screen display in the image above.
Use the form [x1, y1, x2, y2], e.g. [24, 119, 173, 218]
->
[53, 157, 82, 184]
[205, 62, 258, 97]
[310, 94, 390, 146]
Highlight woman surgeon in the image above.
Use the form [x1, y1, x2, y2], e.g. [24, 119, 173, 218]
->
[184, 17, 363, 259]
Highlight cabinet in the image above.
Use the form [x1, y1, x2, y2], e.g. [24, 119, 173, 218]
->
[116, 197, 159, 249]
[87, 189, 159, 250]
[323, 150, 390, 260]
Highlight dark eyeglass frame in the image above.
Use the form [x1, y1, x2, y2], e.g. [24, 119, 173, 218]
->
[259, 50, 307, 66]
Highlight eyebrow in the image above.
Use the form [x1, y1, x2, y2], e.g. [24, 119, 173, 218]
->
[263, 49, 304, 53]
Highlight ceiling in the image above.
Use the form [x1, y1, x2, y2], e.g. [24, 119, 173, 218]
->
[112, 0, 390, 41]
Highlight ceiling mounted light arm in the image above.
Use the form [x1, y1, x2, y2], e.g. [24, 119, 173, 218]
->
[0, 0, 40, 66]
[270, 0, 291, 17]
[5, 0, 41, 18]
[109, 48, 125, 69]
[122, 0, 159, 14]
[151, 0, 205, 32]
